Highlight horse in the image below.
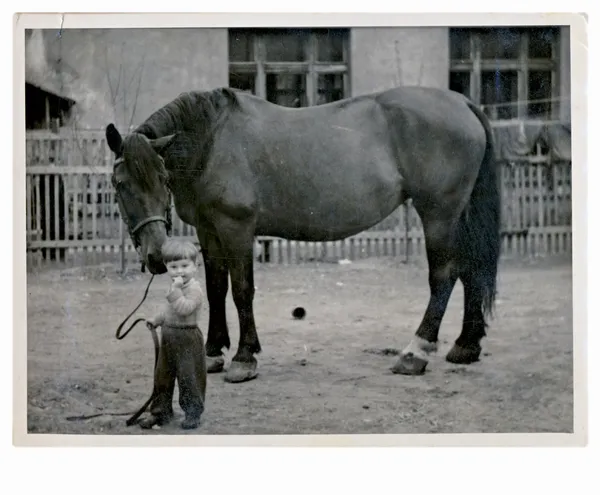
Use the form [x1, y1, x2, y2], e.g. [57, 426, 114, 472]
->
[105, 85, 501, 383]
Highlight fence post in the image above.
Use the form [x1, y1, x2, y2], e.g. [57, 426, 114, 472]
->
[404, 201, 410, 263]
[120, 222, 126, 273]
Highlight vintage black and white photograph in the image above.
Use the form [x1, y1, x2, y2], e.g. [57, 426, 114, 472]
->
[14, 12, 586, 445]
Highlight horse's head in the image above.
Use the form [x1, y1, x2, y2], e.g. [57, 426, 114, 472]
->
[106, 123, 177, 274]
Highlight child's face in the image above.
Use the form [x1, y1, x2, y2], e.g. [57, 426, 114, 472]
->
[165, 258, 197, 283]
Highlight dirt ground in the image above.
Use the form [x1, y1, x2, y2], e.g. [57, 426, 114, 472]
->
[25, 254, 573, 435]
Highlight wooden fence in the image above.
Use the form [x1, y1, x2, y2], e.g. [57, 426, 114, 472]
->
[24, 129, 572, 271]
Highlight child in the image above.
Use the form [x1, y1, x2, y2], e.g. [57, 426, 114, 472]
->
[139, 239, 207, 430]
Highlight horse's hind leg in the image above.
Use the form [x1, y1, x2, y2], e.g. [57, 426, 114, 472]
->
[197, 231, 231, 373]
[392, 212, 459, 375]
[445, 272, 486, 364]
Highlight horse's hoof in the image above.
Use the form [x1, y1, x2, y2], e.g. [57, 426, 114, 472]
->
[391, 353, 428, 375]
[206, 355, 225, 373]
[224, 361, 258, 383]
[446, 344, 481, 364]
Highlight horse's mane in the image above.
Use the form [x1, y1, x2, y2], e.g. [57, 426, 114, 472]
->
[134, 87, 239, 139]
[124, 87, 239, 178]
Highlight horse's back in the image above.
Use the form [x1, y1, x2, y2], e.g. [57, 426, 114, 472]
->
[375, 86, 485, 140]
[231, 90, 392, 166]
[234, 89, 383, 127]
[234, 86, 484, 145]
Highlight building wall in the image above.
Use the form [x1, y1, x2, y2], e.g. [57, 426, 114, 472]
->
[26, 26, 569, 130]
[349, 27, 449, 96]
[559, 26, 571, 123]
[26, 28, 228, 131]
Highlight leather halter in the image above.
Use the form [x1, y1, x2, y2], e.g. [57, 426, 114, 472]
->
[129, 214, 169, 237]
[112, 156, 173, 246]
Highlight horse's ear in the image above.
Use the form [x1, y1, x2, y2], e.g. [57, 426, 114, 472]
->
[150, 134, 177, 157]
[220, 87, 239, 106]
[106, 124, 123, 154]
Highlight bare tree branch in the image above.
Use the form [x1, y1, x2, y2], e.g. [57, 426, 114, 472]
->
[66, 40, 146, 171]
[417, 59, 424, 86]
[394, 40, 403, 86]
[103, 45, 117, 123]
[114, 45, 123, 102]
[127, 52, 146, 130]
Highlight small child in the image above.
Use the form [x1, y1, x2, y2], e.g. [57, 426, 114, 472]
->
[139, 239, 207, 430]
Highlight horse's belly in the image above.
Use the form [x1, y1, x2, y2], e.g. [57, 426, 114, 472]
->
[255, 152, 405, 241]
[256, 202, 400, 240]
[250, 107, 405, 240]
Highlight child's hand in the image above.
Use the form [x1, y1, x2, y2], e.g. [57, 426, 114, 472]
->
[171, 277, 184, 289]
[146, 318, 158, 329]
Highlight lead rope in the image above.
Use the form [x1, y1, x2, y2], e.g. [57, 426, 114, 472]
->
[66, 275, 159, 426]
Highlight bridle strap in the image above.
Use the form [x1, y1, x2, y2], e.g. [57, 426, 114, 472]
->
[130, 215, 169, 236]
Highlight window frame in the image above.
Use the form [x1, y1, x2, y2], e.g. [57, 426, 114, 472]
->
[228, 28, 351, 107]
[449, 27, 561, 120]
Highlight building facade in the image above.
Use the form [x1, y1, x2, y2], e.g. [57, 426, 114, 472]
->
[25, 25, 571, 132]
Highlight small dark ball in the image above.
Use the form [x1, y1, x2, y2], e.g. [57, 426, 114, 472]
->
[292, 307, 306, 320]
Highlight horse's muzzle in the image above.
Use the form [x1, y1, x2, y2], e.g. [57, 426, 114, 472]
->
[146, 252, 167, 274]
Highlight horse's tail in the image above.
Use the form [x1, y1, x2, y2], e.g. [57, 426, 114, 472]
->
[455, 101, 502, 319]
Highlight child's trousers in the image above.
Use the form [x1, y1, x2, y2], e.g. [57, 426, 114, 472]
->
[149, 324, 207, 421]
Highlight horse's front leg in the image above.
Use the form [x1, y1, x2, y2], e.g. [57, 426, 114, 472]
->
[215, 216, 261, 383]
[197, 229, 231, 373]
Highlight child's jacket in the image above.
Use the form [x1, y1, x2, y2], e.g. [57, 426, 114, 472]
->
[154, 278, 203, 328]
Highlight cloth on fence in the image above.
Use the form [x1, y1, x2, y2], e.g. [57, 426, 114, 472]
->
[492, 121, 571, 161]
[493, 121, 544, 159]
[539, 122, 571, 161]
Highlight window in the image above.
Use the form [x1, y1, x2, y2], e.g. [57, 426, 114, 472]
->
[228, 28, 350, 108]
[449, 27, 560, 120]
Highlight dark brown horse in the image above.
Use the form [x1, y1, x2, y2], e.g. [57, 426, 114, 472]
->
[106, 86, 501, 383]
